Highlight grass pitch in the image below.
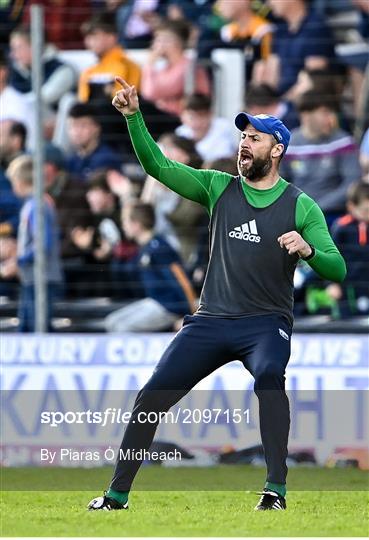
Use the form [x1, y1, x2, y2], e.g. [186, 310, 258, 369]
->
[1, 466, 368, 537]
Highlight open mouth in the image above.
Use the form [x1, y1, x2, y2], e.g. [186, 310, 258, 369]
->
[240, 154, 253, 166]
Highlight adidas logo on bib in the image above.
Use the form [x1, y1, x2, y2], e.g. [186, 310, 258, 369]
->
[229, 219, 261, 243]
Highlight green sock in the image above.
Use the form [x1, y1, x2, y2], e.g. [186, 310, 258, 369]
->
[106, 488, 129, 505]
[265, 482, 286, 497]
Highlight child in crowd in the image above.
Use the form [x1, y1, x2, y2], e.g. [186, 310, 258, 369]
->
[105, 201, 196, 332]
[326, 182, 369, 315]
[176, 93, 237, 161]
[6, 155, 62, 331]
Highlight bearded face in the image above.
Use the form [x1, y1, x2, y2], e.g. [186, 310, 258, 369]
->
[237, 141, 274, 181]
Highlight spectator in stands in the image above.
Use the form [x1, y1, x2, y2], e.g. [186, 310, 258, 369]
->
[293, 66, 347, 105]
[0, 121, 27, 170]
[141, 19, 210, 117]
[70, 169, 127, 297]
[166, 0, 215, 27]
[1, 52, 31, 246]
[166, 0, 216, 50]
[106, 0, 162, 49]
[79, 10, 180, 148]
[0, 110, 26, 236]
[0, 50, 33, 149]
[0, 0, 25, 50]
[265, 0, 335, 98]
[0, 168, 21, 239]
[292, 66, 350, 130]
[78, 11, 142, 150]
[282, 91, 362, 224]
[66, 103, 122, 181]
[106, 166, 144, 205]
[360, 128, 369, 182]
[326, 182, 369, 315]
[175, 93, 237, 161]
[245, 83, 300, 130]
[71, 170, 122, 262]
[0, 230, 18, 297]
[141, 133, 206, 263]
[352, 0, 369, 40]
[79, 12, 141, 104]
[44, 144, 93, 259]
[105, 201, 196, 332]
[102, 166, 143, 300]
[8, 26, 76, 107]
[22, 0, 91, 49]
[6, 155, 62, 331]
[214, 0, 274, 82]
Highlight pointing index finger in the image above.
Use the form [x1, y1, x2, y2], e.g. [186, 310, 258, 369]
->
[115, 76, 130, 89]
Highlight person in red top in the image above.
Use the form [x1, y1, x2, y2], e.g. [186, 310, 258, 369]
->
[326, 182, 369, 315]
[141, 19, 210, 117]
[23, 0, 91, 49]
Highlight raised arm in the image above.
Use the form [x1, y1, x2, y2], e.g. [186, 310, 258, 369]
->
[112, 77, 230, 211]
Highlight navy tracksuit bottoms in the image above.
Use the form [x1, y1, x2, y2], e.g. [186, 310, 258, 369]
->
[111, 313, 292, 491]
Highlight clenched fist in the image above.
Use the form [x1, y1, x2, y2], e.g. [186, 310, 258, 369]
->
[112, 76, 139, 116]
[278, 231, 313, 258]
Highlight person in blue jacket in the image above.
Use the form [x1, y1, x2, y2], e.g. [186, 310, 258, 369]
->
[66, 103, 122, 182]
[105, 201, 196, 332]
[6, 155, 63, 331]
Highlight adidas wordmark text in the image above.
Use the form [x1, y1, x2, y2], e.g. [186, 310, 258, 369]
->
[229, 219, 261, 243]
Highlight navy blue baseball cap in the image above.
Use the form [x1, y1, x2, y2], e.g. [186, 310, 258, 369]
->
[235, 113, 291, 154]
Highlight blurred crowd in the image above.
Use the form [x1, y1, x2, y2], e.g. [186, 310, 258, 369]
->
[0, 0, 368, 331]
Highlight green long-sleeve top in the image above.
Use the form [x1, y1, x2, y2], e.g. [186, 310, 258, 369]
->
[126, 111, 346, 283]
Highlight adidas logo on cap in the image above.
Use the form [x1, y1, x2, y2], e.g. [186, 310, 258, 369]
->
[229, 219, 261, 243]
